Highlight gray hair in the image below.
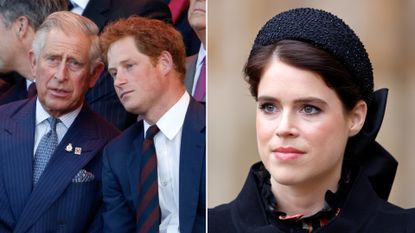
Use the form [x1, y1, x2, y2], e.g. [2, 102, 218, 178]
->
[0, 0, 67, 30]
[32, 11, 102, 73]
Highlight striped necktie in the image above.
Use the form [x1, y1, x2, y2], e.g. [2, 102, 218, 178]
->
[136, 125, 160, 233]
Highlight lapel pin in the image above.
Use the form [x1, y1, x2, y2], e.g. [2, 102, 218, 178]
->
[65, 143, 73, 152]
[74, 147, 82, 156]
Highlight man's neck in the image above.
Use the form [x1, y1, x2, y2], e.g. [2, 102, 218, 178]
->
[142, 84, 186, 125]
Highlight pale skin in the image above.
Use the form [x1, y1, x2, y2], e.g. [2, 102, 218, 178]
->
[256, 58, 367, 216]
[29, 28, 103, 118]
[107, 36, 185, 125]
[188, 0, 206, 47]
[0, 15, 35, 79]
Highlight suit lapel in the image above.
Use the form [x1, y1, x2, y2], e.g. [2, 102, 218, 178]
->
[179, 99, 205, 233]
[14, 105, 107, 233]
[2, 99, 36, 219]
[127, 121, 144, 208]
[185, 55, 197, 94]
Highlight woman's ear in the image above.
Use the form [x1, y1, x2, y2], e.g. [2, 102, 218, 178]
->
[348, 100, 368, 136]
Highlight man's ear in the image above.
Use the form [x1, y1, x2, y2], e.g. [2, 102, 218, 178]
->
[157, 51, 174, 76]
[348, 100, 368, 137]
[28, 49, 37, 79]
[14, 16, 31, 39]
[88, 61, 105, 88]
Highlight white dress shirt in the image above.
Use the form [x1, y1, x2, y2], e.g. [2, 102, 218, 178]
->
[33, 99, 82, 155]
[143, 91, 190, 233]
[26, 80, 34, 91]
[69, 0, 89, 15]
[191, 45, 206, 95]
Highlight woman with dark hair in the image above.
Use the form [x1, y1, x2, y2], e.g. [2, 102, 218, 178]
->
[208, 8, 415, 232]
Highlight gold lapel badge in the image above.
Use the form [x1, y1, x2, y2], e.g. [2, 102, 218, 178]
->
[74, 147, 82, 155]
[65, 143, 73, 152]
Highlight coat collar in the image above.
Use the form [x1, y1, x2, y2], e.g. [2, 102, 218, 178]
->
[228, 162, 386, 233]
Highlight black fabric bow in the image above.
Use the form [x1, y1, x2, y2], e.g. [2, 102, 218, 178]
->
[346, 88, 397, 200]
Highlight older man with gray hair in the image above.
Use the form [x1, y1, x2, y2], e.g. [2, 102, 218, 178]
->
[0, 11, 119, 233]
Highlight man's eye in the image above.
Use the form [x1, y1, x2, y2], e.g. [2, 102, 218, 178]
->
[126, 64, 134, 70]
[109, 71, 117, 78]
[46, 56, 59, 64]
[68, 60, 83, 69]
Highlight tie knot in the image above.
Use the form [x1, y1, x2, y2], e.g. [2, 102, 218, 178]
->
[47, 117, 59, 132]
[145, 125, 159, 140]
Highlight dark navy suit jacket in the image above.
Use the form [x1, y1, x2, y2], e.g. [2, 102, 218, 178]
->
[102, 97, 205, 233]
[0, 72, 28, 106]
[0, 97, 120, 233]
[83, 0, 172, 130]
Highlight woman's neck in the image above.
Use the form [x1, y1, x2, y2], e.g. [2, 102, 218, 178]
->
[270, 169, 341, 217]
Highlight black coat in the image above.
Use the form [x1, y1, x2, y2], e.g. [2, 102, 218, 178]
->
[208, 162, 415, 233]
[0, 72, 27, 106]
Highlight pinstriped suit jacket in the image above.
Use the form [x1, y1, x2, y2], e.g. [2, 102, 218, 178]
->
[0, 97, 120, 233]
[102, 98, 206, 233]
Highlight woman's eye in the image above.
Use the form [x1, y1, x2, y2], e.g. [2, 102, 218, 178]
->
[259, 103, 277, 114]
[301, 105, 321, 115]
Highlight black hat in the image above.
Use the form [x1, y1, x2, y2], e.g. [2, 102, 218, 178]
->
[251, 8, 374, 104]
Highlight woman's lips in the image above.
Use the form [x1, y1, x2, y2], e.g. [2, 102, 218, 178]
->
[272, 147, 305, 161]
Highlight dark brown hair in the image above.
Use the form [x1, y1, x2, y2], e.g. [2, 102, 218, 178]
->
[244, 40, 362, 111]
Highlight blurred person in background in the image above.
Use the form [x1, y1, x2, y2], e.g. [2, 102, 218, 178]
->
[0, 0, 67, 105]
[185, 0, 206, 102]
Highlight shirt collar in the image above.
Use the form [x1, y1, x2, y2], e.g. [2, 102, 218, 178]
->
[144, 91, 190, 140]
[71, 0, 89, 11]
[197, 45, 206, 67]
[35, 98, 83, 128]
[26, 80, 34, 90]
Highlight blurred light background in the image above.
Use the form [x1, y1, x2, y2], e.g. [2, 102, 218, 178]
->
[208, 0, 415, 208]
